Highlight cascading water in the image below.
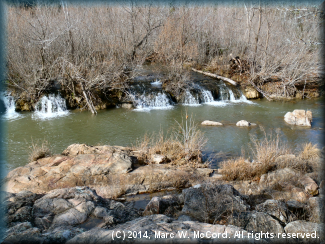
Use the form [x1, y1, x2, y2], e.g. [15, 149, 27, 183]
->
[182, 90, 200, 106]
[200, 89, 214, 103]
[132, 92, 174, 111]
[150, 79, 162, 87]
[0, 92, 22, 120]
[32, 94, 69, 120]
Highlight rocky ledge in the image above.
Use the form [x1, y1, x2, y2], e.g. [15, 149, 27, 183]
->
[2, 143, 324, 243]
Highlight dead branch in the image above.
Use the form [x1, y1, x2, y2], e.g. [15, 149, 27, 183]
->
[191, 68, 238, 86]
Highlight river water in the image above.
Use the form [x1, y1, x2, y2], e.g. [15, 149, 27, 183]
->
[2, 94, 323, 172]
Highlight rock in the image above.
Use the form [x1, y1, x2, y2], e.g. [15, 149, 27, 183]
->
[227, 211, 284, 234]
[259, 168, 301, 188]
[181, 184, 249, 223]
[121, 103, 134, 109]
[284, 220, 324, 242]
[291, 187, 309, 202]
[244, 87, 260, 99]
[143, 195, 182, 216]
[236, 120, 256, 127]
[284, 109, 312, 126]
[201, 120, 223, 126]
[3, 222, 43, 244]
[67, 214, 256, 243]
[6, 146, 133, 194]
[61, 144, 130, 156]
[255, 199, 295, 224]
[299, 175, 319, 196]
[150, 154, 168, 164]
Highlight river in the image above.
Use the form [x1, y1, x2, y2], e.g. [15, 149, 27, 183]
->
[2, 94, 323, 172]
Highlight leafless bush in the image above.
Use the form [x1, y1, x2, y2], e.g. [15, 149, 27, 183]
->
[28, 138, 52, 162]
[6, 3, 321, 103]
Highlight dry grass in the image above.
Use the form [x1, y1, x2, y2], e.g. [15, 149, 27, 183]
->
[298, 142, 321, 161]
[28, 139, 52, 162]
[133, 115, 207, 167]
[220, 127, 321, 181]
[249, 127, 291, 166]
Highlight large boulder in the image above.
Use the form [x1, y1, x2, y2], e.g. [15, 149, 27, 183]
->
[284, 110, 312, 126]
[227, 211, 284, 234]
[67, 214, 258, 244]
[181, 184, 249, 223]
[143, 194, 182, 217]
[255, 199, 296, 224]
[284, 220, 324, 242]
[244, 87, 260, 99]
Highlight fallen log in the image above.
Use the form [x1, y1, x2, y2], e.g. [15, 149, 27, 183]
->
[191, 68, 237, 86]
[247, 79, 272, 101]
[81, 82, 97, 114]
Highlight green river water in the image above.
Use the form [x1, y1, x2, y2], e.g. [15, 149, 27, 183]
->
[2, 97, 324, 174]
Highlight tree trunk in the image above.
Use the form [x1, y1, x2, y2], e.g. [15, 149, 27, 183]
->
[80, 82, 97, 114]
[191, 68, 238, 86]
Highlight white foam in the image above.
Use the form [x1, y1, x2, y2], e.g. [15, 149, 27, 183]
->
[0, 92, 23, 121]
[150, 79, 162, 87]
[133, 92, 174, 112]
[182, 90, 201, 106]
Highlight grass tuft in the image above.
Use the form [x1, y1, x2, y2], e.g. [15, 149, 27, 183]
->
[28, 139, 52, 162]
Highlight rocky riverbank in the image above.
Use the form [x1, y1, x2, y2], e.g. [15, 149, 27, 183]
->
[2, 143, 324, 243]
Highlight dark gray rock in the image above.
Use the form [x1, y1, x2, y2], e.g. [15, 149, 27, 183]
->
[181, 183, 249, 223]
[227, 211, 284, 234]
[67, 214, 257, 244]
[255, 199, 296, 224]
[143, 194, 182, 217]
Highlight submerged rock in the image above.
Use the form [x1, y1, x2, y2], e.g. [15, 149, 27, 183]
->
[284, 109, 312, 126]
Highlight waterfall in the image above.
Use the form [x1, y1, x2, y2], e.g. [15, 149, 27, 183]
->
[182, 90, 200, 106]
[33, 94, 69, 120]
[200, 89, 214, 103]
[0, 92, 22, 120]
[150, 79, 162, 87]
[132, 92, 174, 111]
[228, 88, 254, 104]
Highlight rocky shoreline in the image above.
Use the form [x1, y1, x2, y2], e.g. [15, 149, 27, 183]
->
[2, 143, 324, 243]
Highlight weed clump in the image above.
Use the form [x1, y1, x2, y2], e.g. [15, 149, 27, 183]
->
[220, 127, 320, 181]
[28, 139, 52, 162]
[134, 114, 207, 167]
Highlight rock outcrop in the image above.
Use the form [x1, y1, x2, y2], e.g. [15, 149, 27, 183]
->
[284, 109, 312, 126]
[3, 186, 141, 244]
[4, 144, 214, 198]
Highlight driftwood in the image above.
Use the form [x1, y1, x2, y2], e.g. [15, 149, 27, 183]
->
[80, 82, 97, 114]
[191, 68, 237, 86]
